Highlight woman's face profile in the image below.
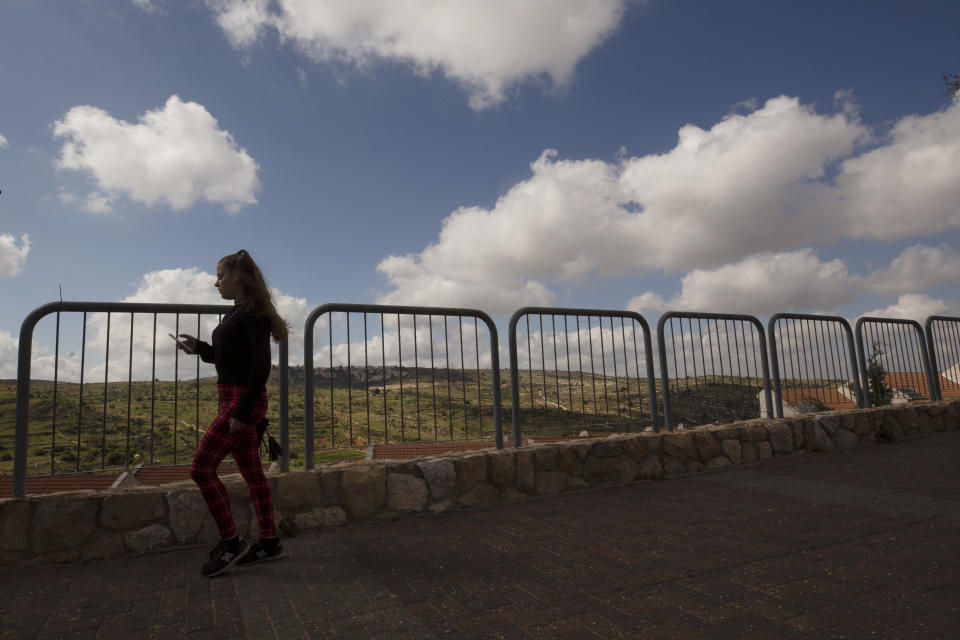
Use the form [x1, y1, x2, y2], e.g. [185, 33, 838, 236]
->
[215, 263, 241, 300]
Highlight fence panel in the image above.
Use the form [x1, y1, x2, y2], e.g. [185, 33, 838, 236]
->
[657, 312, 772, 432]
[11, 301, 292, 498]
[854, 317, 936, 407]
[507, 308, 659, 444]
[303, 304, 503, 469]
[767, 314, 863, 418]
[925, 316, 960, 401]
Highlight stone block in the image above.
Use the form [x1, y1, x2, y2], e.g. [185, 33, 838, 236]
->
[805, 422, 834, 452]
[387, 473, 428, 512]
[100, 489, 164, 530]
[739, 423, 768, 442]
[815, 413, 841, 436]
[295, 506, 347, 531]
[592, 439, 624, 458]
[757, 442, 773, 460]
[456, 453, 488, 488]
[515, 449, 536, 492]
[555, 446, 582, 476]
[0, 499, 30, 552]
[791, 420, 806, 449]
[741, 442, 758, 464]
[275, 471, 324, 511]
[566, 477, 590, 490]
[320, 467, 342, 503]
[342, 464, 386, 520]
[166, 487, 208, 544]
[31, 492, 98, 554]
[875, 414, 903, 442]
[766, 422, 794, 455]
[535, 472, 566, 495]
[583, 455, 638, 485]
[853, 412, 873, 437]
[721, 439, 742, 465]
[706, 424, 739, 440]
[123, 524, 173, 554]
[500, 488, 527, 503]
[693, 431, 724, 461]
[661, 432, 695, 463]
[458, 484, 499, 507]
[534, 447, 558, 471]
[622, 436, 653, 462]
[418, 458, 456, 499]
[489, 451, 516, 490]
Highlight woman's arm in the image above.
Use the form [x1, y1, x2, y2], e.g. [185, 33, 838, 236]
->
[231, 315, 272, 425]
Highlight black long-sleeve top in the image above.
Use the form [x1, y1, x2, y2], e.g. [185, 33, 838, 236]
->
[195, 304, 271, 424]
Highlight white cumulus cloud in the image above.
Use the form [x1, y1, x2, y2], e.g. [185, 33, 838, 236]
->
[0, 233, 30, 277]
[53, 95, 260, 213]
[0, 330, 17, 378]
[0, 132, 8, 148]
[377, 96, 960, 314]
[627, 249, 858, 315]
[863, 294, 960, 322]
[865, 244, 960, 295]
[206, 0, 629, 109]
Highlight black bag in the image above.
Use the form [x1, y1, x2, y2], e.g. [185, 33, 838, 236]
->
[255, 418, 284, 462]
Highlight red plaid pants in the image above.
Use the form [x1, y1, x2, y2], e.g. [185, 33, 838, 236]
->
[190, 384, 277, 540]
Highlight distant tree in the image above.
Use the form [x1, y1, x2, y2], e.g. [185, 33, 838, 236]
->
[865, 346, 892, 406]
[944, 73, 960, 100]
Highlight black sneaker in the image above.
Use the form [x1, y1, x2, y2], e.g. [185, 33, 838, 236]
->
[201, 536, 250, 578]
[237, 537, 284, 566]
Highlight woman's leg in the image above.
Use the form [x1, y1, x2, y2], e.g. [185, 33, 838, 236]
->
[190, 407, 238, 540]
[231, 393, 277, 538]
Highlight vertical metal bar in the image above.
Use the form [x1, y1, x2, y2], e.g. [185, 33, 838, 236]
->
[610, 317, 621, 423]
[696, 318, 707, 418]
[329, 314, 334, 448]
[599, 316, 610, 423]
[150, 314, 156, 466]
[551, 315, 561, 420]
[173, 314, 179, 465]
[381, 313, 387, 443]
[363, 312, 370, 444]
[576, 316, 585, 423]
[347, 313, 353, 445]
[102, 312, 111, 471]
[398, 314, 405, 441]
[51, 312, 61, 474]
[671, 319, 682, 417]
[722, 319, 740, 415]
[77, 312, 87, 472]
[429, 315, 437, 440]
[459, 317, 468, 438]
[621, 319, 632, 425]
[526, 315, 533, 418]
[195, 314, 200, 452]
[731, 320, 745, 413]
[564, 316, 574, 425]
[474, 320, 482, 438]
[414, 314, 421, 440]
[539, 314, 548, 418]
[587, 316, 598, 424]
[630, 320, 642, 425]
[279, 338, 289, 472]
[125, 313, 134, 469]
[444, 316, 453, 439]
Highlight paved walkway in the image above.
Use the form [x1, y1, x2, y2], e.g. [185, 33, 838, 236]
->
[2, 431, 959, 639]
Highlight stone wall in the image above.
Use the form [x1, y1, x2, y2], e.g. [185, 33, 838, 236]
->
[2, 399, 958, 569]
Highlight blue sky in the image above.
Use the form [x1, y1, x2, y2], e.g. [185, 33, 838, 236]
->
[1, 0, 959, 376]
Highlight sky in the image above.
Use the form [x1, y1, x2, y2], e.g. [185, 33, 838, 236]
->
[1, 0, 960, 378]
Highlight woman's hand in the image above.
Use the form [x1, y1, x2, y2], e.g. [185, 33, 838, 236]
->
[229, 417, 249, 433]
[177, 333, 198, 354]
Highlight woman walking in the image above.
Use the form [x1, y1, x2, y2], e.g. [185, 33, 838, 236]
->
[177, 249, 287, 577]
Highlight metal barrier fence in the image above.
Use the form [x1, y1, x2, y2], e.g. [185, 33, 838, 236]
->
[303, 304, 503, 469]
[507, 308, 659, 443]
[11, 301, 280, 498]
[925, 316, 960, 400]
[854, 317, 936, 407]
[767, 314, 863, 418]
[657, 312, 772, 432]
